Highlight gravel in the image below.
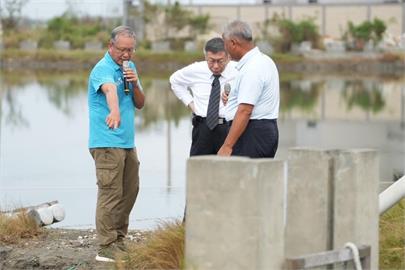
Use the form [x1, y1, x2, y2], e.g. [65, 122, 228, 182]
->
[0, 228, 147, 270]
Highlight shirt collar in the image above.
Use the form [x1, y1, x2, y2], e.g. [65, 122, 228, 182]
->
[235, 46, 260, 71]
[207, 62, 234, 80]
[104, 52, 121, 71]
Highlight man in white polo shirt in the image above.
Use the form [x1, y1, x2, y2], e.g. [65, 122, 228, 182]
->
[218, 20, 279, 158]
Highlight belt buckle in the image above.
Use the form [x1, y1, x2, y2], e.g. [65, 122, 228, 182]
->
[218, 118, 224, 125]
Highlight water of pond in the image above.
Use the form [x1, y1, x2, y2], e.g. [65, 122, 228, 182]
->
[0, 70, 404, 230]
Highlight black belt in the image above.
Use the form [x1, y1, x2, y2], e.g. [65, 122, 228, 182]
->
[193, 115, 226, 125]
[228, 119, 277, 125]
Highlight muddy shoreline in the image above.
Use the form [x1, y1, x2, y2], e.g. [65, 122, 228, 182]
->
[0, 228, 147, 270]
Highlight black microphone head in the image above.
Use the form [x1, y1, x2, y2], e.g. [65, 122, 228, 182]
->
[122, 61, 130, 95]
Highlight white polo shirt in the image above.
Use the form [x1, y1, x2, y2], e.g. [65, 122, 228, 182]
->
[169, 60, 238, 118]
[225, 47, 279, 121]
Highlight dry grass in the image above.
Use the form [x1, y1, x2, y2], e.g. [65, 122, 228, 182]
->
[0, 201, 402, 269]
[379, 199, 405, 270]
[0, 211, 43, 244]
[116, 206, 405, 270]
[117, 220, 185, 270]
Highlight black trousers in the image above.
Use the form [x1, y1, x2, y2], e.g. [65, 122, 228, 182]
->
[190, 116, 229, 156]
[232, 119, 278, 158]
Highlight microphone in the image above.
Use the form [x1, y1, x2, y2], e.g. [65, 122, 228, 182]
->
[122, 60, 130, 95]
[224, 83, 231, 95]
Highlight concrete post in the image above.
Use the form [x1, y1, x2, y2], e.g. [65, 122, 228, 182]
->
[333, 149, 379, 269]
[402, 3, 405, 37]
[122, 0, 129, 26]
[185, 156, 286, 270]
[285, 148, 333, 257]
[321, 5, 326, 36]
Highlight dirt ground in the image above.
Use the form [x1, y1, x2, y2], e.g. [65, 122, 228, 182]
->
[0, 228, 147, 270]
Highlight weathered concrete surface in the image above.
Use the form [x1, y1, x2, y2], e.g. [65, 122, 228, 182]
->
[333, 149, 379, 269]
[286, 148, 333, 257]
[185, 156, 286, 270]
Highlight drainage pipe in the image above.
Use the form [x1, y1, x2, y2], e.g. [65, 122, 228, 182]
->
[379, 175, 405, 214]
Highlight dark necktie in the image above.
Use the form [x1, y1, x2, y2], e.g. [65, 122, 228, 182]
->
[206, 74, 221, 130]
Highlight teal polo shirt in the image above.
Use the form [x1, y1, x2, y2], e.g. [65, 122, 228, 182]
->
[88, 52, 141, 149]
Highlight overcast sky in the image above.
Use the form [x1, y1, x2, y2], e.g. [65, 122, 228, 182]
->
[12, 0, 256, 20]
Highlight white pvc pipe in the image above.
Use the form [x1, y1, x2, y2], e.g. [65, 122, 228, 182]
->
[49, 203, 65, 222]
[36, 207, 54, 225]
[379, 175, 405, 214]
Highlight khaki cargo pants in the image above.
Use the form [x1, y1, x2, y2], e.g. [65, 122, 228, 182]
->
[90, 148, 140, 247]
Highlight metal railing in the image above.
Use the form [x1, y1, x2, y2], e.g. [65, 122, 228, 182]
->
[286, 245, 371, 270]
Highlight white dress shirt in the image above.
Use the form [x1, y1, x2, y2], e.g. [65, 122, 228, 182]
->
[225, 47, 280, 121]
[169, 60, 238, 118]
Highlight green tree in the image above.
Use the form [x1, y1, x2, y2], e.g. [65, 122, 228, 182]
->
[142, 0, 160, 25]
[137, 1, 210, 50]
[39, 14, 110, 49]
[0, 0, 29, 30]
[188, 14, 210, 39]
[164, 1, 191, 36]
[343, 18, 387, 51]
[260, 15, 320, 53]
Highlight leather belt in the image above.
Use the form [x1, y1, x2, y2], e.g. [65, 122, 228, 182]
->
[193, 115, 226, 125]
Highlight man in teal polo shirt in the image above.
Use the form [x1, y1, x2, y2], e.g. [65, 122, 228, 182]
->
[88, 25, 145, 262]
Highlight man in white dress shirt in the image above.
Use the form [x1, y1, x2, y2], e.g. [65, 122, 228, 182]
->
[218, 20, 279, 158]
[170, 37, 237, 156]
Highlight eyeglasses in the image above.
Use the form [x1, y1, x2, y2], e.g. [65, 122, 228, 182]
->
[113, 43, 135, 54]
[207, 58, 227, 65]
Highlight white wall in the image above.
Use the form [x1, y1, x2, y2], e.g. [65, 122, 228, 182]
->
[261, 0, 397, 3]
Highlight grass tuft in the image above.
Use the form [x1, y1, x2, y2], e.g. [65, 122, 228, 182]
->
[0, 211, 43, 244]
[117, 220, 185, 270]
[379, 199, 405, 270]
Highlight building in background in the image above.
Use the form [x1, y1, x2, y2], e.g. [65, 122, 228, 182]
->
[258, 0, 402, 4]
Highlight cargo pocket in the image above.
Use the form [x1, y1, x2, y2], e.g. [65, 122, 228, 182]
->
[96, 161, 119, 188]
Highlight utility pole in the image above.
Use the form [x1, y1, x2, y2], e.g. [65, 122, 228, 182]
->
[123, 0, 130, 26]
[0, 0, 3, 54]
[123, 0, 145, 42]
[138, 0, 145, 41]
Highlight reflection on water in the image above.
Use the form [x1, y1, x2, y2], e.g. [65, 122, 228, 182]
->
[0, 70, 404, 229]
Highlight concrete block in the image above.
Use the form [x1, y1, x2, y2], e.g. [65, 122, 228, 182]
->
[333, 149, 379, 269]
[84, 41, 102, 51]
[286, 148, 333, 257]
[291, 41, 312, 54]
[324, 40, 346, 53]
[19, 40, 38, 51]
[151, 41, 170, 52]
[185, 156, 286, 270]
[400, 34, 405, 49]
[184, 41, 197, 52]
[53, 40, 71, 50]
[364, 40, 375, 52]
[300, 41, 312, 52]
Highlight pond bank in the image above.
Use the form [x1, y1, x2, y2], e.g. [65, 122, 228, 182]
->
[1, 50, 404, 76]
